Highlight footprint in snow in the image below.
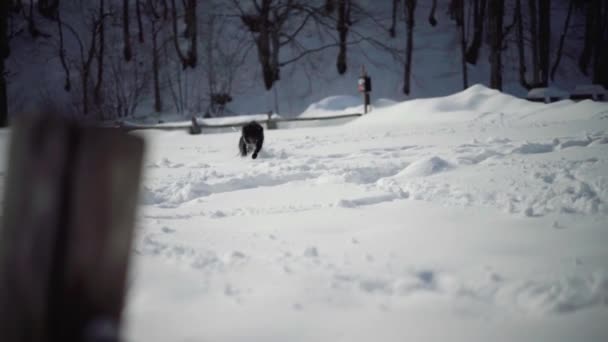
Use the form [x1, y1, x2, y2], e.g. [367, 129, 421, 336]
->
[161, 226, 176, 234]
[304, 247, 319, 257]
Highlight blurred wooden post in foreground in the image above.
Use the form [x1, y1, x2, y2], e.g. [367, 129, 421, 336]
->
[0, 113, 145, 341]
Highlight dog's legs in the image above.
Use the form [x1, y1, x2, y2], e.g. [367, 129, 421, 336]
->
[252, 136, 264, 159]
[239, 136, 248, 157]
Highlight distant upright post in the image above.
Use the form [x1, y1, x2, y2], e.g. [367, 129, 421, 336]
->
[190, 115, 202, 134]
[358, 65, 372, 114]
[0, 113, 145, 342]
[266, 110, 277, 130]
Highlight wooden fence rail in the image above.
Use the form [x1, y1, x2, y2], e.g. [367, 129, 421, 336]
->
[112, 113, 363, 133]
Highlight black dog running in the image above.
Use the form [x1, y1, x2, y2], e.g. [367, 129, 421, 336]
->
[239, 121, 264, 159]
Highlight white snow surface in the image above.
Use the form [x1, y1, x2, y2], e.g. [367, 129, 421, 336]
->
[300, 95, 362, 116]
[3, 85, 608, 341]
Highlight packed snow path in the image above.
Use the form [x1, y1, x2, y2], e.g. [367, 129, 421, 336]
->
[1, 86, 606, 341]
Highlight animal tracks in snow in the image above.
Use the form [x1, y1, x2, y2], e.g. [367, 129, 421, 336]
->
[140, 129, 608, 219]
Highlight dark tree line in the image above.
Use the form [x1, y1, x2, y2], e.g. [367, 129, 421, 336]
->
[396, 0, 608, 94]
[0, 0, 607, 125]
[1, 0, 9, 127]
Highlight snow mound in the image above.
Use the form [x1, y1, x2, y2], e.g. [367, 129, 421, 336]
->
[300, 95, 362, 117]
[349, 84, 608, 128]
[434, 84, 536, 113]
[373, 98, 398, 109]
[396, 157, 452, 178]
[349, 84, 543, 126]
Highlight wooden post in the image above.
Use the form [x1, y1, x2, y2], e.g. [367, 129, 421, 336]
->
[266, 111, 277, 130]
[190, 116, 202, 134]
[359, 65, 371, 114]
[0, 113, 145, 342]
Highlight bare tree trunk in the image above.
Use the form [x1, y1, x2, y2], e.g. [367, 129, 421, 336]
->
[257, 34, 273, 90]
[578, 2, 593, 75]
[136, 0, 144, 43]
[123, 0, 132, 61]
[10, 0, 23, 12]
[488, 0, 503, 90]
[1, 3, 8, 58]
[170, 0, 187, 67]
[592, 0, 607, 87]
[184, 0, 197, 67]
[82, 19, 99, 116]
[538, 0, 550, 86]
[428, 0, 437, 26]
[389, 0, 399, 37]
[56, 9, 71, 91]
[325, 0, 335, 14]
[336, 0, 350, 74]
[528, 0, 540, 84]
[94, 0, 105, 109]
[465, 0, 486, 64]
[0, 54, 6, 128]
[402, 0, 416, 95]
[271, 28, 280, 82]
[550, 0, 573, 81]
[248, 0, 276, 90]
[602, 3, 608, 88]
[448, 0, 467, 88]
[162, 0, 168, 20]
[37, 0, 59, 18]
[515, 0, 531, 89]
[152, 25, 162, 112]
[27, 0, 41, 38]
[0, 56, 8, 127]
[0, 0, 7, 127]
[82, 72, 89, 115]
[457, 0, 467, 88]
[170, 0, 194, 68]
[206, 14, 216, 114]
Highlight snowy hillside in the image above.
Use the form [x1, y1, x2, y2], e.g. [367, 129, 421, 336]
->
[70, 84, 608, 342]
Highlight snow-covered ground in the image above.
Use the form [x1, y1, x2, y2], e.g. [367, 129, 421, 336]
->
[1, 85, 608, 341]
[119, 85, 608, 341]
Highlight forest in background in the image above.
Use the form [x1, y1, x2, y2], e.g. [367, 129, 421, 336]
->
[0, 0, 606, 126]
